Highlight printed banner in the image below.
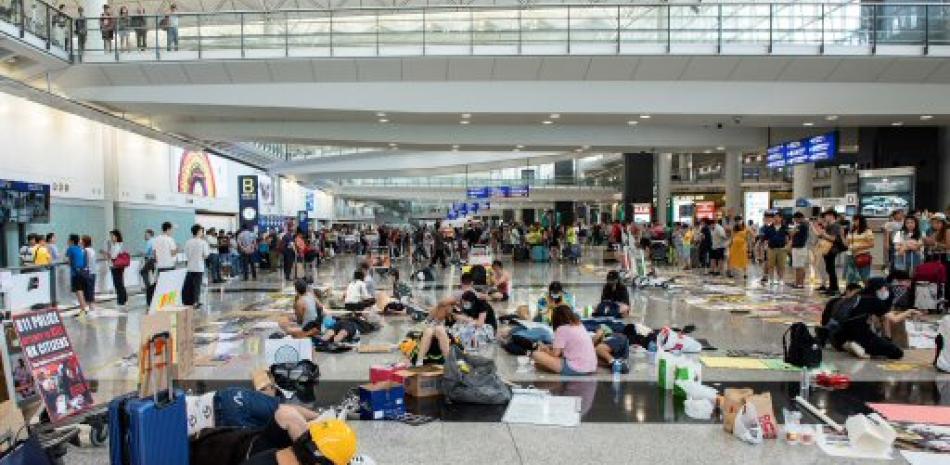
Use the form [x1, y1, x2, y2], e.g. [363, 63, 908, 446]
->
[238, 175, 260, 230]
[149, 269, 187, 314]
[259, 175, 275, 206]
[12, 309, 93, 423]
[176, 151, 219, 197]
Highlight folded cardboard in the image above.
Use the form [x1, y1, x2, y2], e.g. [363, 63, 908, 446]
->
[0, 400, 25, 454]
[396, 365, 444, 398]
[140, 306, 195, 389]
[358, 381, 406, 420]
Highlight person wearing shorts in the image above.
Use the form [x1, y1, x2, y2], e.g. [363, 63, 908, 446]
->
[761, 212, 790, 285]
[790, 212, 810, 288]
[593, 327, 630, 374]
[531, 305, 596, 376]
[488, 260, 511, 302]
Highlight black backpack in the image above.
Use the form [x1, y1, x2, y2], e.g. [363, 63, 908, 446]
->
[470, 265, 488, 286]
[783, 322, 822, 368]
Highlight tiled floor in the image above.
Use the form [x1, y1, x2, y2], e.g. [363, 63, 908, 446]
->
[54, 248, 948, 464]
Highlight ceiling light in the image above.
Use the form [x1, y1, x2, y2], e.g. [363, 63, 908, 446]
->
[574, 148, 583, 153]
[802, 122, 814, 127]
[516, 144, 524, 149]
[549, 113, 560, 119]
[513, 148, 520, 152]
[375, 112, 386, 117]
[542, 120, 553, 125]
[716, 146, 725, 151]
[627, 120, 638, 126]
[378, 118, 389, 123]
[582, 145, 590, 150]
[388, 143, 397, 147]
[703, 149, 712, 154]
[460, 120, 470, 125]
[825, 115, 838, 121]
[920, 115, 933, 121]
[461, 113, 471, 119]
[891, 121, 904, 126]
[640, 115, 651, 119]
[451, 144, 460, 149]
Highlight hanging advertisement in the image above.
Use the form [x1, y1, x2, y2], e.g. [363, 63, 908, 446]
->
[11, 309, 94, 423]
[175, 151, 219, 197]
[857, 167, 915, 218]
[238, 175, 260, 230]
[0, 180, 50, 224]
[633, 203, 652, 224]
[744, 191, 770, 224]
[259, 175, 275, 206]
[695, 201, 717, 221]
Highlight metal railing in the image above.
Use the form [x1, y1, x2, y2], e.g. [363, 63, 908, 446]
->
[70, 2, 950, 62]
[0, 0, 73, 59]
[336, 176, 616, 188]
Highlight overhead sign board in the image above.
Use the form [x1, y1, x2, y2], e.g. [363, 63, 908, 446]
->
[767, 131, 838, 169]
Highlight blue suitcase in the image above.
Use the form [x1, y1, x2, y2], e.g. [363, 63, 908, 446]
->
[531, 245, 550, 262]
[110, 332, 190, 465]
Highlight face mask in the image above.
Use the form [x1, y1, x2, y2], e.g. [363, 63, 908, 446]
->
[876, 288, 890, 301]
[550, 294, 563, 302]
[462, 302, 473, 310]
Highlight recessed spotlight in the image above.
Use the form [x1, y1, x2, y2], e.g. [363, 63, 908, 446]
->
[461, 113, 471, 119]
[640, 115, 651, 119]
[516, 144, 524, 149]
[582, 145, 590, 150]
[627, 120, 639, 126]
[549, 113, 560, 119]
[375, 112, 386, 117]
[802, 122, 814, 127]
[574, 148, 583, 153]
[920, 115, 933, 121]
[451, 144, 460, 149]
[378, 118, 389, 123]
[825, 115, 839, 121]
[891, 121, 904, 126]
[513, 148, 520, 152]
[716, 146, 725, 151]
[703, 149, 712, 154]
[460, 120, 470, 125]
[542, 120, 553, 125]
[388, 142, 397, 147]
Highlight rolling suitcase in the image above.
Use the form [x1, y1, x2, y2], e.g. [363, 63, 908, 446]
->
[110, 332, 190, 465]
[531, 245, 550, 263]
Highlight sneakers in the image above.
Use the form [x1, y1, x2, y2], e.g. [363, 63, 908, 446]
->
[843, 341, 870, 359]
[612, 359, 630, 374]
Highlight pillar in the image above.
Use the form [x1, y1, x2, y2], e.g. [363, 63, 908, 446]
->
[553, 160, 575, 225]
[793, 163, 815, 214]
[724, 151, 742, 220]
[82, 0, 106, 53]
[677, 153, 689, 181]
[829, 167, 845, 198]
[656, 153, 672, 226]
[102, 126, 117, 231]
[623, 152, 653, 222]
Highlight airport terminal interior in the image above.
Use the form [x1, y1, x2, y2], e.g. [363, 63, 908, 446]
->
[2, 1, 950, 464]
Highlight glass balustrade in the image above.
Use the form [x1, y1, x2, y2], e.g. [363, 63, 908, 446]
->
[0, 0, 72, 59]
[59, 3, 948, 62]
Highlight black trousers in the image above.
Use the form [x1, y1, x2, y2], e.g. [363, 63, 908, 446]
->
[836, 329, 903, 360]
[111, 267, 127, 305]
[282, 251, 294, 280]
[430, 248, 447, 268]
[241, 253, 257, 280]
[824, 252, 839, 293]
[182, 271, 203, 306]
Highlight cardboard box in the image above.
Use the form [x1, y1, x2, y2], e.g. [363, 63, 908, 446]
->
[721, 388, 753, 433]
[396, 365, 444, 398]
[140, 306, 195, 386]
[358, 381, 406, 420]
[0, 401, 25, 454]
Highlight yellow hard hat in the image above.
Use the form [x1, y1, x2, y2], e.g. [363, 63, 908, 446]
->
[309, 419, 357, 465]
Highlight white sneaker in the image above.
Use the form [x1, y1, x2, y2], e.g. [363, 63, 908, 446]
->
[844, 341, 870, 359]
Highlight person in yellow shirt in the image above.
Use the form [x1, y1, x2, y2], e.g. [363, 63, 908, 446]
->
[33, 235, 52, 265]
[846, 214, 875, 285]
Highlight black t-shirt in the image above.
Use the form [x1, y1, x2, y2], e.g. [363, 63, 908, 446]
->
[837, 296, 889, 341]
[600, 283, 630, 305]
[242, 452, 279, 465]
[461, 299, 497, 330]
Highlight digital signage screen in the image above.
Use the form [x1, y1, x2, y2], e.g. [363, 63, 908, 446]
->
[0, 180, 50, 224]
[766, 145, 786, 169]
[767, 131, 838, 169]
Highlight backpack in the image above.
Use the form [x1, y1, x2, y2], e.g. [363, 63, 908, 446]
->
[783, 322, 822, 368]
[190, 427, 261, 465]
[821, 295, 862, 342]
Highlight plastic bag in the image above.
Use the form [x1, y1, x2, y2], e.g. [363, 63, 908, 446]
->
[734, 402, 764, 445]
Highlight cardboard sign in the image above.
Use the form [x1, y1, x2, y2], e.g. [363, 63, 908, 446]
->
[140, 306, 194, 385]
[11, 309, 94, 423]
[149, 268, 187, 313]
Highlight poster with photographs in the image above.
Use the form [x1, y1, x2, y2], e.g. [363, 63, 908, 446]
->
[12, 309, 93, 422]
[259, 175, 275, 206]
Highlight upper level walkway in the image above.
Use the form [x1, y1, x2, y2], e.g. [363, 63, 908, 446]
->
[62, 2, 950, 63]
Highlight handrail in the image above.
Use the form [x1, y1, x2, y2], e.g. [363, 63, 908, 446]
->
[66, 2, 949, 62]
[0, 0, 74, 60]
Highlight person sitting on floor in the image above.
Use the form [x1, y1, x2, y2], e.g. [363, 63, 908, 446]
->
[414, 299, 456, 366]
[592, 326, 631, 374]
[530, 305, 597, 376]
[191, 403, 357, 465]
[360, 261, 377, 295]
[594, 270, 631, 317]
[823, 278, 921, 360]
[535, 281, 576, 323]
[343, 270, 375, 313]
[487, 260, 511, 302]
[281, 280, 355, 344]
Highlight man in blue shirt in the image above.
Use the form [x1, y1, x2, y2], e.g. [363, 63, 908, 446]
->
[759, 212, 790, 286]
[65, 234, 89, 313]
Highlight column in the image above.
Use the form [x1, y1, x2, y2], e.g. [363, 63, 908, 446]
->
[623, 152, 654, 221]
[724, 151, 742, 220]
[553, 160, 575, 226]
[102, 125, 117, 231]
[82, 0, 106, 53]
[829, 167, 845, 198]
[677, 153, 689, 181]
[656, 153, 672, 226]
[793, 163, 815, 214]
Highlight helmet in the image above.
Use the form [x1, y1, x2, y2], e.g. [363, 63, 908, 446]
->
[295, 419, 357, 465]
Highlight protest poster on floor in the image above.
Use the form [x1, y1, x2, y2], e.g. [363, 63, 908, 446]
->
[12, 308, 94, 423]
[149, 268, 187, 313]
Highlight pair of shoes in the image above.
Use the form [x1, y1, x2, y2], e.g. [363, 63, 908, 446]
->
[843, 341, 870, 359]
[612, 359, 630, 374]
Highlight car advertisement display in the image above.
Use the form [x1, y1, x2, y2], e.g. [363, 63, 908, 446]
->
[857, 168, 915, 218]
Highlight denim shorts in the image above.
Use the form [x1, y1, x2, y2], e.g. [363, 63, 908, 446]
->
[561, 362, 592, 376]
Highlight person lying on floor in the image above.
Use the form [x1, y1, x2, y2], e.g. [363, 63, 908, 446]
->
[594, 270, 631, 317]
[530, 305, 597, 376]
[191, 404, 356, 465]
[592, 326, 631, 373]
[487, 260, 511, 302]
[414, 299, 456, 366]
[535, 281, 576, 323]
[823, 278, 921, 360]
[343, 270, 376, 313]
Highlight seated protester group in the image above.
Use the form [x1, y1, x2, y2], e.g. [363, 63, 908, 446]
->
[530, 305, 597, 376]
[594, 270, 631, 317]
[535, 281, 576, 323]
[344, 270, 376, 313]
[487, 260, 511, 302]
[281, 280, 356, 344]
[191, 404, 356, 465]
[822, 277, 921, 360]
